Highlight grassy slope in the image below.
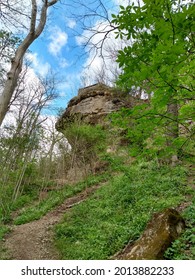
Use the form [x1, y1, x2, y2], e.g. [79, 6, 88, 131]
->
[0, 174, 110, 259]
[1, 156, 194, 260]
[54, 159, 194, 259]
[164, 198, 195, 260]
[13, 173, 110, 225]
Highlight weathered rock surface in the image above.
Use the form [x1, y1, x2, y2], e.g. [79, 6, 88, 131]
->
[56, 83, 138, 131]
[115, 208, 185, 260]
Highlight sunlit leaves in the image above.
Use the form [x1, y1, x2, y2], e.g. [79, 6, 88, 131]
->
[113, 0, 195, 98]
[112, 1, 194, 159]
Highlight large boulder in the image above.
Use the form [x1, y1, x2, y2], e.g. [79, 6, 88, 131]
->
[56, 83, 138, 131]
[115, 208, 185, 260]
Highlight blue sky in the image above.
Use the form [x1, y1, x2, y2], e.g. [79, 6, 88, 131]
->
[26, 0, 127, 115]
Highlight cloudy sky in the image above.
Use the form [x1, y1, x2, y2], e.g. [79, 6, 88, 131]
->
[24, 0, 131, 115]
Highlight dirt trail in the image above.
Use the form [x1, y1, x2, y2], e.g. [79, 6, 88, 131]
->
[3, 184, 104, 260]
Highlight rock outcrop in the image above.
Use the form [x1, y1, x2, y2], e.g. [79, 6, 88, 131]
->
[114, 208, 185, 260]
[56, 83, 137, 131]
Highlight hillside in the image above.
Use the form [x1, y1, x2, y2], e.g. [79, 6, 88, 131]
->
[0, 150, 194, 260]
[0, 84, 194, 260]
[0, 0, 195, 262]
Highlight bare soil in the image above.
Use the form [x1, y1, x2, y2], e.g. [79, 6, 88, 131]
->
[2, 184, 104, 260]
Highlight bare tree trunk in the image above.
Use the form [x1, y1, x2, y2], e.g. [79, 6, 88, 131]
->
[166, 102, 179, 145]
[166, 101, 179, 165]
[0, 0, 58, 126]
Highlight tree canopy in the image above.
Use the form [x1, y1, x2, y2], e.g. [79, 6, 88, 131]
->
[113, 1, 195, 95]
[112, 0, 195, 160]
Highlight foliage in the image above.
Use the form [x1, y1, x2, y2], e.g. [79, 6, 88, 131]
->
[64, 123, 107, 153]
[0, 223, 10, 259]
[113, 1, 195, 94]
[14, 173, 110, 225]
[62, 123, 107, 168]
[0, 30, 21, 84]
[0, 1, 194, 260]
[0, 224, 10, 241]
[165, 198, 195, 260]
[0, 30, 21, 61]
[0, 68, 62, 214]
[0, 181, 41, 223]
[112, 0, 195, 158]
[110, 104, 194, 160]
[55, 158, 189, 259]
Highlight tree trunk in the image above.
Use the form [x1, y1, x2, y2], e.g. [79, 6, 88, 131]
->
[166, 102, 179, 145]
[0, 58, 22, 125]
[0, 0, 58, 126]
[166, 101, 179, 164]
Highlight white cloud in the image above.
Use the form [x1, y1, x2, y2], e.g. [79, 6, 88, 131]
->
[112, 0, 142, 6]
[76, 20, 113, 47]
[76, 20, 128, 86]
[59, 58, 69, 68]
[25, 52, 50, 77]
[75, 0, 145, 86]
[113, 0, 130, 5]
[66, 19, 76, 29]
[48, 26, 68, 56]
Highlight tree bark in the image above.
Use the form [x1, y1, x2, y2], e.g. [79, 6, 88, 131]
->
[166, 101, 179, 164]
[166, 102, 179, 145]
[0, 0, 58, 126]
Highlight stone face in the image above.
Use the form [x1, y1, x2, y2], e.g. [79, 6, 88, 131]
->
[56, 83, 137, 131]
[115, 208, 185, 260]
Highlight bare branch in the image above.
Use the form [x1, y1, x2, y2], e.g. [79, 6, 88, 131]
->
[0, 0, 59, 126]
[30, 0, 37, 34]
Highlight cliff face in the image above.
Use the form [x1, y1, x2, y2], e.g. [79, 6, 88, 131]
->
[56, 83, 137, 131]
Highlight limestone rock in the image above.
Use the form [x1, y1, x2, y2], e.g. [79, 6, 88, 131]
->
[56, 83, 137, 131]
[115, 208, 185, 260]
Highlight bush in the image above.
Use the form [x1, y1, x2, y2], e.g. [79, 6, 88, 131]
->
[62, 123, 107, 168]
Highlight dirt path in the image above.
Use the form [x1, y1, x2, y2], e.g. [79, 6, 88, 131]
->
[3, 184, 104, 260]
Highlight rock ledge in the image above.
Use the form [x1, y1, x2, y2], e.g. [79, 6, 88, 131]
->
[56, 83, 137, 130]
